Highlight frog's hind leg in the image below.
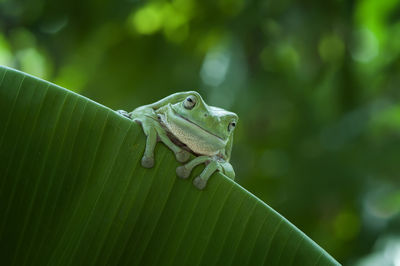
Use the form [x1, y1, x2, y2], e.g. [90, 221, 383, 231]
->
[193, 161, 221, 190]
[154, 126, 190, 163]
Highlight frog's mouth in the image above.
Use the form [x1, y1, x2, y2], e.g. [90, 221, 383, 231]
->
[171, 108, 225, 141]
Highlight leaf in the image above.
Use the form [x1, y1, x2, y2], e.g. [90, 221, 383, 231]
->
[0, 66, 340, 265]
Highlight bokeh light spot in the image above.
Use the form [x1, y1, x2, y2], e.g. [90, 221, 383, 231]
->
[55, 65, 87, 93]
[200, 45, 231, 87]
[277, 44, 299, 71]
[130, 4, 164, 35]
[318, 34, 345, 63]
[0, 34, 13, 66]
[17, 48, 48, 78]
[163, 4, 189, 43]
[369, 103, 400, 137]
[351, 28, 379, 63]
[172, 0, 195, 16]
[9, 28, 36, 51]
[334, 210, 360, 241]
[260, 43, 299, 73]
[355, 236, 400, 266]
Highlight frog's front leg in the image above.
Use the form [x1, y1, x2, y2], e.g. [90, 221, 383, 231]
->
[117, 108, 190, 167]
[140, 124, 157, 168]
[153, 122, 191, 163]
[138, 119, 191, 167]
[176, 156, 210, 179]
[192, 160, 221, 190]
[176, 156, 234, 190]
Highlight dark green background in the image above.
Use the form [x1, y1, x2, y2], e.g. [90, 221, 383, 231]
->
[1, 0, 399, 264]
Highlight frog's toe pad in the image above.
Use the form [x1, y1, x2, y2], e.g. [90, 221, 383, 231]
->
[176, 166, 190, 179]
[193, 177, 207, 190]
[141, 156, 154, 168]
[116, 110, 130, 118]
[175, 150, 190, 163]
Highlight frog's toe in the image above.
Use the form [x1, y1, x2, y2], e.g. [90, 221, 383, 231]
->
[141, 156, 154, 168]
[175, 150, 190, 163]
[193, 177, 207, 190]
[116, 110, 130, 118]
[176, 166, 190, 179]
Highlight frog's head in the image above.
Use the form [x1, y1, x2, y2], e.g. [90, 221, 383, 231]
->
[163, 91, 238, 155]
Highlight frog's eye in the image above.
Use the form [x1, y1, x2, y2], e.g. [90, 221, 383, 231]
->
[183, 96, 196, 110]
[228, 121, 236, 132]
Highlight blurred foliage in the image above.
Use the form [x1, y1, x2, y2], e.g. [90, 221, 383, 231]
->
[1, 0, 399, 264]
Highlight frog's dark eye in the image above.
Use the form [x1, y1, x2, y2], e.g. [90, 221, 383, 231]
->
[183, 96, 196, 110]
[228, 121, 236, 132]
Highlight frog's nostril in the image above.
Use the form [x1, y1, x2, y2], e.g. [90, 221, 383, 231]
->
[204, 113, 208, 117]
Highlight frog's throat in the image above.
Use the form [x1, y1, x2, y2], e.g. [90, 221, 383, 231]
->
[170, 108, 225, 141]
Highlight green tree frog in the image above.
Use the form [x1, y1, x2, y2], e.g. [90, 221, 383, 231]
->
[117, 91, 238, 190]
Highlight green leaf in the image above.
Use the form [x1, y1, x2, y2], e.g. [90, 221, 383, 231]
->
[0, 66, 340, 265]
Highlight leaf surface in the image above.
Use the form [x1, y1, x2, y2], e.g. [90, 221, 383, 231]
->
[0, 66, 340, 266]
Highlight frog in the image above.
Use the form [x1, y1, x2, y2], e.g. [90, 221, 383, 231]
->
[116, 91, 238, 190]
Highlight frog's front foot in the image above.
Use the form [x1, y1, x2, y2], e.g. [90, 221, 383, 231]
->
[175, 150, 190, 163]
[193, 177, 207, 190]
[141, 155, 154, 168]
[176, 156, 225, 190]
[116, 110, 131, 119]
[176, 165, 191, 179]
[192, 160, 220, 190]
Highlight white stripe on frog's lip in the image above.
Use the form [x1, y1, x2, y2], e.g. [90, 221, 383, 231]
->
[171, 108, 225, 141]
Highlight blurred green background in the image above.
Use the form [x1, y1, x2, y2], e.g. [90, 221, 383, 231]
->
[1, 0, 400, 264]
